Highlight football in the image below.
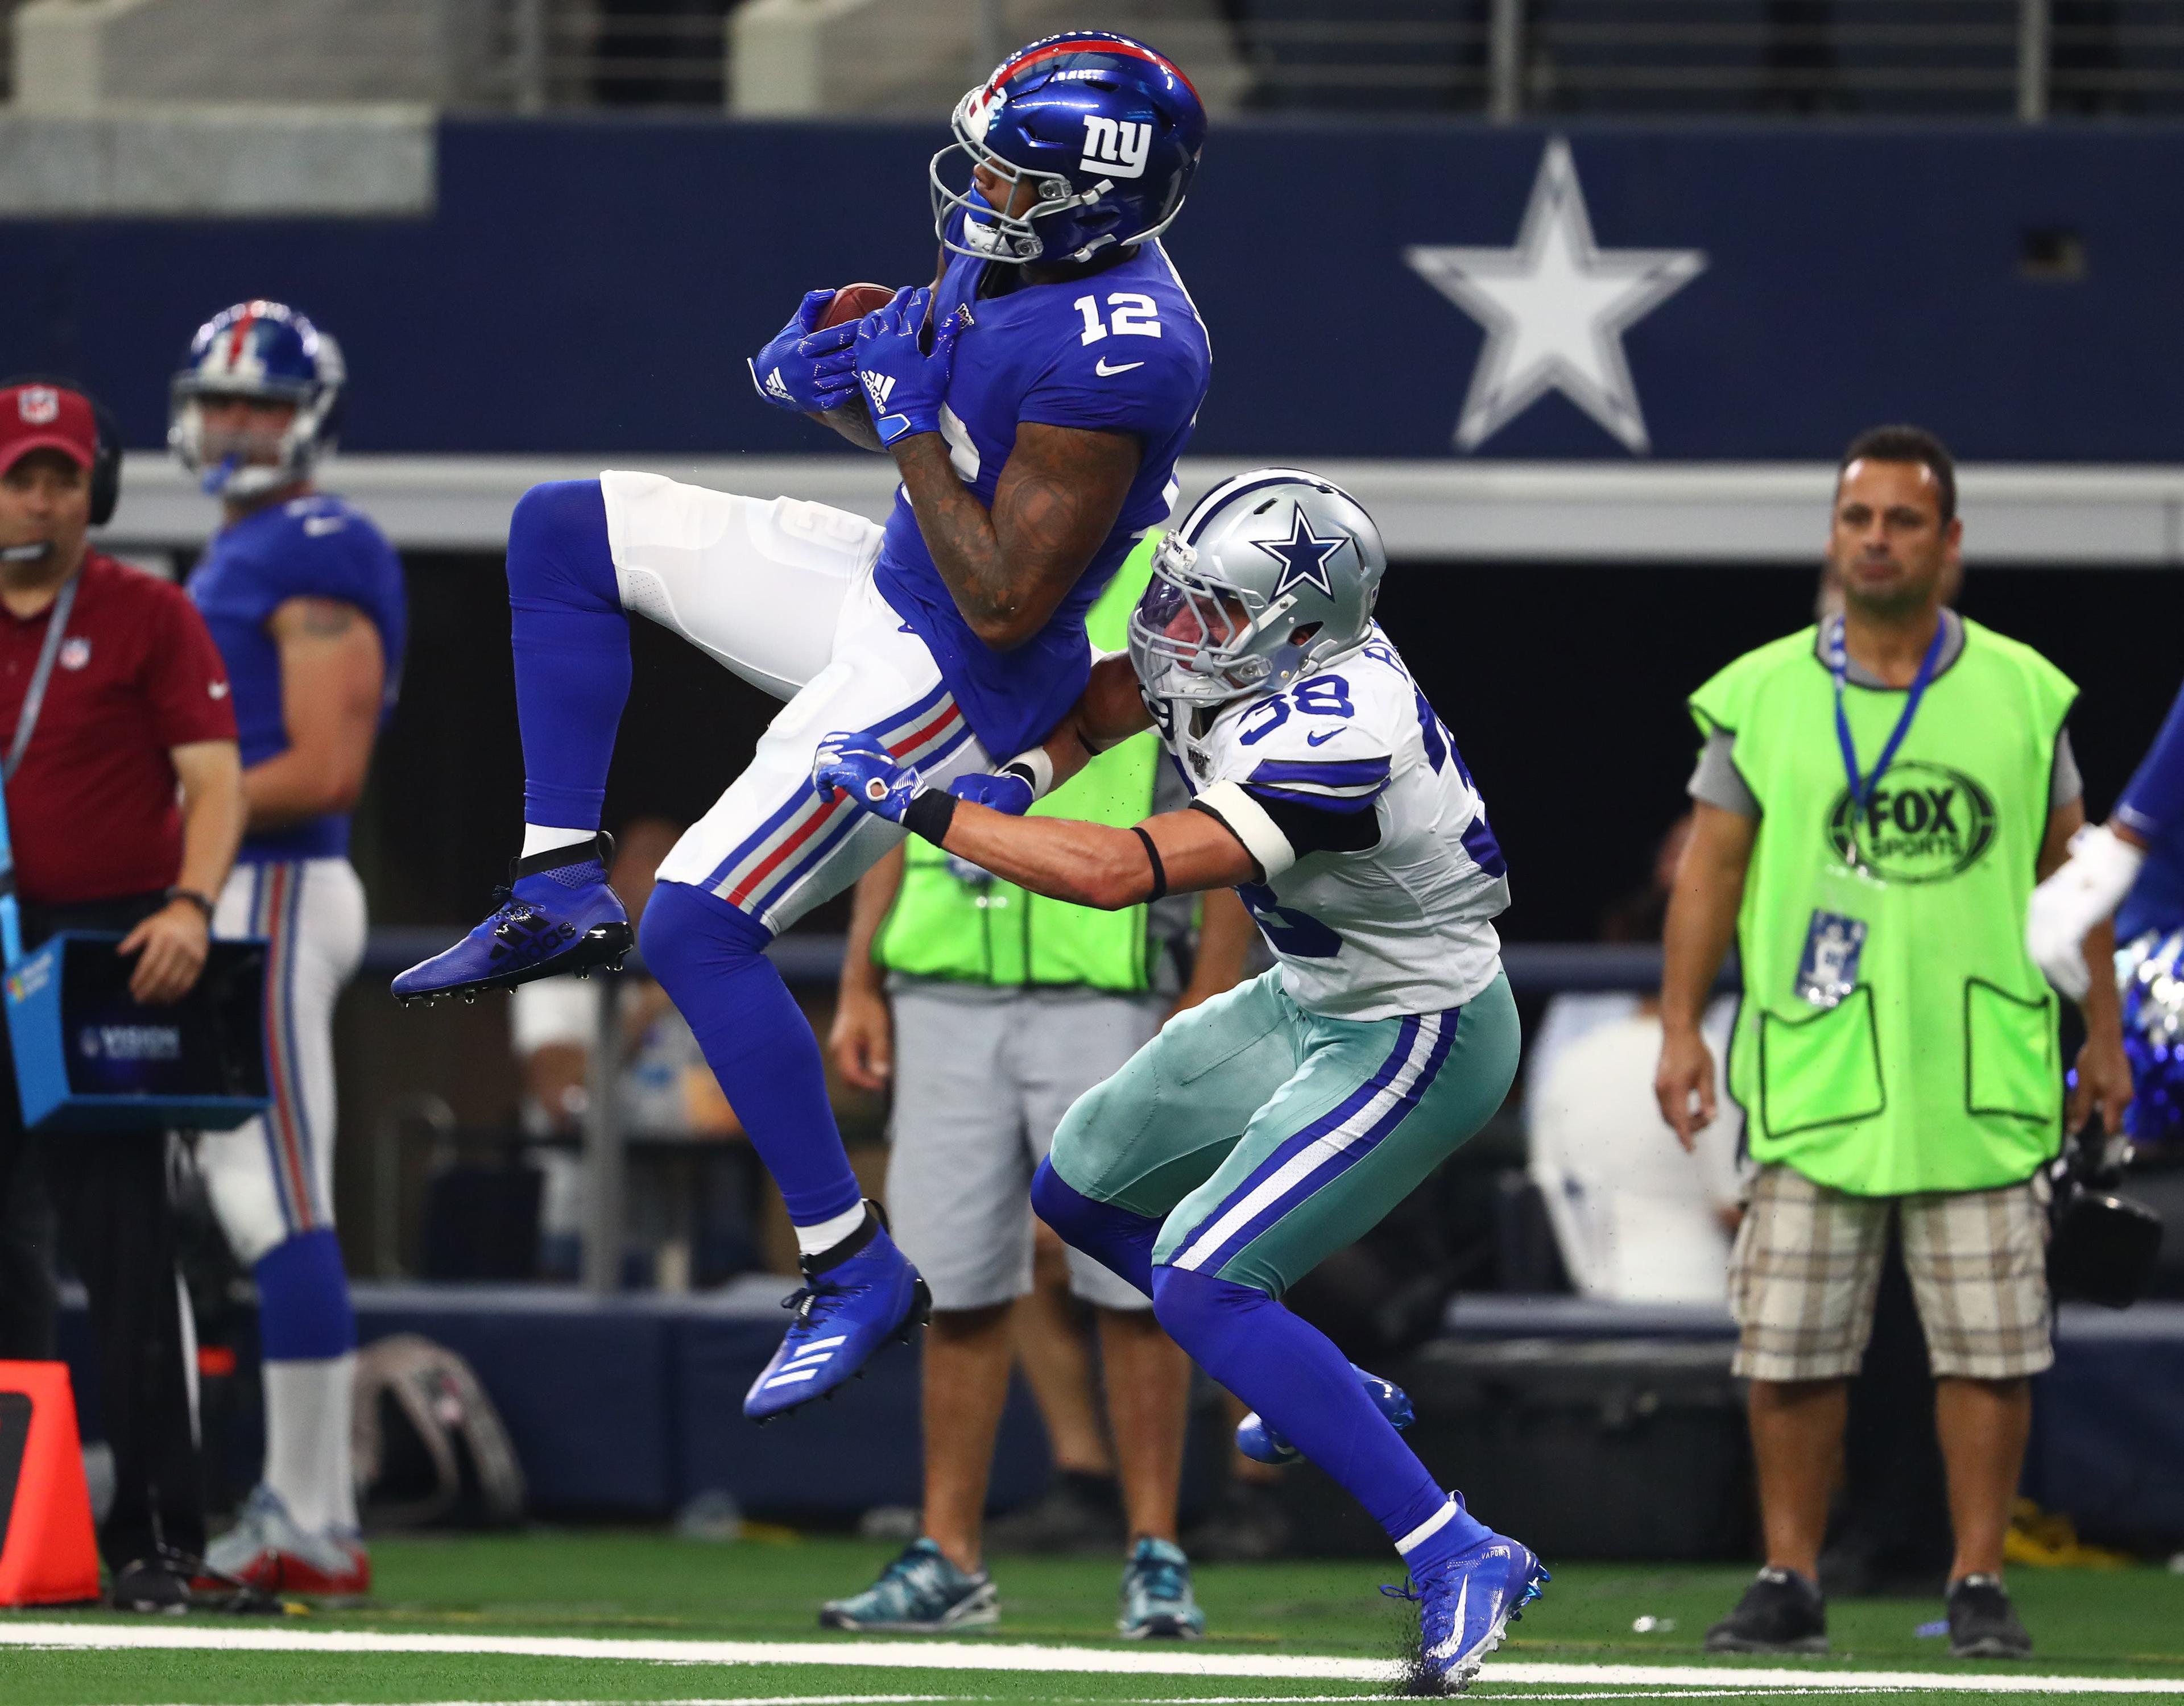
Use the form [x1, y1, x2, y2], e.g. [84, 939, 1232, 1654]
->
[817, 281, 896, 330]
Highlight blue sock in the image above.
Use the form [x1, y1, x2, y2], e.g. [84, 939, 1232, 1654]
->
[1150, 1264, 1490, 1568]
[253, 1229, 355, 1360]
[507, 479, 629, 834]
[1031, 1159, 1156, 1296]
[639, 880, 863, 1228]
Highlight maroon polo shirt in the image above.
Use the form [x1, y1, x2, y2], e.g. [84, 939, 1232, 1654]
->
[0, 552, 237, 906]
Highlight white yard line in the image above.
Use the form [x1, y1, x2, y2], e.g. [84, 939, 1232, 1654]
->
[3, 1623, 2182, 1695]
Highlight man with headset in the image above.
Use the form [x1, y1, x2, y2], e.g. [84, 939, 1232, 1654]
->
[0, 378, 246, 1609]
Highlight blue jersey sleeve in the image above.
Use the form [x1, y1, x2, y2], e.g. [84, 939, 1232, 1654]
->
[2117, 676, 2184, 844]
[1017, 300, 1206, 441]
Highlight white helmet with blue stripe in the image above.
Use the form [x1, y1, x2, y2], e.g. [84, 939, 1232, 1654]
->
[1128, 467, 1388, 706]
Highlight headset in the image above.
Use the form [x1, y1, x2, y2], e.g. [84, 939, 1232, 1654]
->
[1, 373, 123, 527]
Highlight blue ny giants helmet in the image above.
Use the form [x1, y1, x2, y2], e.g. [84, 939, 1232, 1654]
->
[169, 300, 345, 499]
[930, 32, 1206, 266]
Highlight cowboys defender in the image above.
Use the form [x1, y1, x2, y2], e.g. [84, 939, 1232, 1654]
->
[175, 302, 407, 1595]
[396, 33, 1210, 1414]
[815, 470, 1548, 1693]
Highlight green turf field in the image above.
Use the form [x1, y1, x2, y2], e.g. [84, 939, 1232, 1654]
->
[4, 1533, 2182, 1705]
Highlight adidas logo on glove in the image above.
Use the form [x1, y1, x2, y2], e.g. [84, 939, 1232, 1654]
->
[861, 370, 895, 412]
[764, 366, 793, 401]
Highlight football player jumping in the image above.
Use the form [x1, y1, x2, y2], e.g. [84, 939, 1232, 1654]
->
[816, 471, 1549, 1694]
[395, 34, 1210, 1416]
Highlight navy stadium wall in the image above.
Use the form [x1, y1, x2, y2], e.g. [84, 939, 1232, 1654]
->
[2, 119, 2182, 462]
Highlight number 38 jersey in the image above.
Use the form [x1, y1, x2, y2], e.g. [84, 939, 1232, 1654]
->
[1159, 628, 1511, 1021]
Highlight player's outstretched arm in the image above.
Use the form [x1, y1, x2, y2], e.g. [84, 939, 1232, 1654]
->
[813, 732, 1254, 912]
[953, 655, 1159, 815]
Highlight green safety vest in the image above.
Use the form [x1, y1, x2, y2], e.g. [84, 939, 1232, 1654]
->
[1690, 618, 2078, 1196]
[874, 535, 1164, 994]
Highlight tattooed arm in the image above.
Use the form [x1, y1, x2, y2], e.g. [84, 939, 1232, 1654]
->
[891, 420, 1141, 652]
[243, 595, 387, 830]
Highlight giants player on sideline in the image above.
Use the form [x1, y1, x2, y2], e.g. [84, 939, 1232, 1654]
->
[175, 303, 408, 1595]
[814, 470, 1547, 1694]
[396, 34, 1210, 1415]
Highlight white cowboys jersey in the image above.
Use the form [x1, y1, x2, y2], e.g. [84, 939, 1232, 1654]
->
[1157, 627, 1509, 1021]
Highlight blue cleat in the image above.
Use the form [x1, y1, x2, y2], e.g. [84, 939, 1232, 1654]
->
[392, 835, 632, 1005]
[1387, 1525, 1550, 1693]
[746, 1202, 930, 1422]
[1236, 1364, 1414, 1466]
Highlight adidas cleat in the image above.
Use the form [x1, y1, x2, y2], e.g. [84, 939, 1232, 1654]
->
[1118, 1537, 1205, 1639]
[819, 1538, 998, 1632]
[746, 1202, 929, 1422]
[1388, 1526, 1549, 1693]
[392, 834, 632, 1005]
[1237, 1363, 1414, 1466]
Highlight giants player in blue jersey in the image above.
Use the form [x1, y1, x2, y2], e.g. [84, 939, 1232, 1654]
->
[396, 34, 1210, 1414]
[2029, 679, 2184, 1144]
[175, 303, 408, 1596]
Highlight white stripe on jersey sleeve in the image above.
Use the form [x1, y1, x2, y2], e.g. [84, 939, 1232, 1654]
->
[1193, 780, 1297, 880]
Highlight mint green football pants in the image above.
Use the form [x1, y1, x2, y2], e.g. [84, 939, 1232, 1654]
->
[1045, 968, 1521, 1297]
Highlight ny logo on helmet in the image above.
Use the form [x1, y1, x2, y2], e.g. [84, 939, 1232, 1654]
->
[1080, 117, 1151, 179]
[16, 386, 59, 425]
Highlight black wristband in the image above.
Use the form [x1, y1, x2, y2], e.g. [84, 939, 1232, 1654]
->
[1131, 826, 1168, 902]
[903, 788, 957, 845]
[165, 887, 216, 922]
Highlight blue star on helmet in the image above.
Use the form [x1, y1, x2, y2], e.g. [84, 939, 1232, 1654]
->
[1253, 504, 1348, 601]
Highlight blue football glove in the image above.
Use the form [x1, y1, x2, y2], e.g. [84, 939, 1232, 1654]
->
[948, 771, 1036, 816]
[854, 287, 969, 446]
[748, 289, 860, 415]
[813, 731, 925, 823]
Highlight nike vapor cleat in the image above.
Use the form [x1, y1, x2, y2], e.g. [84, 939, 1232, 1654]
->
[196, 1485, 371, 1600]
[1237, 1363, 1415, 1466]
[1118, 1536, 1205, 1639]
[745, 1203, 930, 1421]
[1703, 1565, 1827, 1654]
[818, 1538, 998, 1632]
[392, 834, 631, 1005]
[1389, 1527, 1549, 1693]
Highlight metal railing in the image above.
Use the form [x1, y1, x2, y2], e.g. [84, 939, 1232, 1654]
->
[1223, 0, 2184, 118]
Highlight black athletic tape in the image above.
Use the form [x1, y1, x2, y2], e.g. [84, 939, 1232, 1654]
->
[1132, 826, 1168, 902]
[904, 788, 957, 845]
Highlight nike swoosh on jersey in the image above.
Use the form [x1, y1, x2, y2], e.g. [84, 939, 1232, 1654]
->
[1306, 729, 1344, 746]
[1094, 358, 1145, 376]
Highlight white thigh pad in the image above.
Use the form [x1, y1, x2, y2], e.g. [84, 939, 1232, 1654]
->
[599, 471, 883, 701]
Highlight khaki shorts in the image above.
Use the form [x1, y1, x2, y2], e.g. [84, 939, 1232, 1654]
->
[1728, 1162, 2052, 1382]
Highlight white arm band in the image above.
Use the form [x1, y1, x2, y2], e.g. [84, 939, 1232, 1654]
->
[998, 746, 1056, 801]
[1193, 780, 1297, 880]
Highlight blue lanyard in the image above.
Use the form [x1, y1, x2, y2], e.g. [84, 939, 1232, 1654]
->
[1826, 613, 1947, 852]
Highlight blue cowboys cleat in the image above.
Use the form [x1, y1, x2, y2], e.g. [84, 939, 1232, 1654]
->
[392, 835, 632, 1005]
[1118, 1537, 1205, 1639]
[1388, 1526, 1550, 1693]
[746, 1202, 930, 1421]
[819, 1538, 998, 1632]
[1237, 1364, 1415, 1466]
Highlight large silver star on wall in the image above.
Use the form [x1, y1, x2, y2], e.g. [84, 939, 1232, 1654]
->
[1405, 138, 1706, 454]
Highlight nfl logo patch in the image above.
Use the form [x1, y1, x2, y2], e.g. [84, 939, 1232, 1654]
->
[58, 638, 90, 671]
[17, 386, 59, 425]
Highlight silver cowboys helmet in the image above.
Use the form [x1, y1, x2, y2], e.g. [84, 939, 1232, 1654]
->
[1128, 467, 1387, 705]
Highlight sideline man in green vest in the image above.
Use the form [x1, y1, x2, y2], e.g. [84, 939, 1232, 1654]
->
[821, 534, 1254, 1636]
[1655, 426, 2132, 1662]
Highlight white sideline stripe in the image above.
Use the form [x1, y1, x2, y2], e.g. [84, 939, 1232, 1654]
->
[5, 1626, 2184, 1693]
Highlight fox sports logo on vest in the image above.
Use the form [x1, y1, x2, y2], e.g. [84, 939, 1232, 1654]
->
[1825, 761, 1998, 883]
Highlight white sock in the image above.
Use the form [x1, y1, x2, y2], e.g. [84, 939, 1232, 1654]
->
[262, 1353, 359, 1535]
[793, 1202, 870, 1260]
[522, 823, 594, 860]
